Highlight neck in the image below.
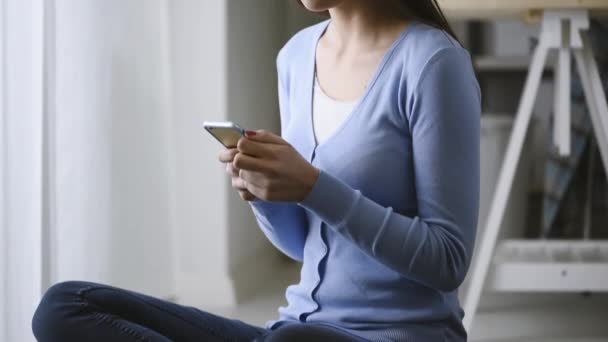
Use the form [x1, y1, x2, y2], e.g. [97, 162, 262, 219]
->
[326, 0, 409, 47]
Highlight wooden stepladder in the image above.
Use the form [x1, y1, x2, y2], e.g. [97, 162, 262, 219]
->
[463, 9, 608, 331]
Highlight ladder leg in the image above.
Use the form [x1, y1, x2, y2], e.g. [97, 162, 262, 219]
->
[573, 32, 608, 176]
[554, 19, 571, 156]
[463, 42, 550, 331]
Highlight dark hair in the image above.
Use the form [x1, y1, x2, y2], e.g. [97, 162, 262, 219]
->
[400, 0, 459, 43]
[297, 0, 459, 43]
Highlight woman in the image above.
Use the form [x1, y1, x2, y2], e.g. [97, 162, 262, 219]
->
[32, 0, 480, 341]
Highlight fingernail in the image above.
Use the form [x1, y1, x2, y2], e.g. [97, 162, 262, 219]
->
[245, 130, 257, 137]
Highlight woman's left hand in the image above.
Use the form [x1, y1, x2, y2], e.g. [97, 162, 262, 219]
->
[233, 130, 320, 202]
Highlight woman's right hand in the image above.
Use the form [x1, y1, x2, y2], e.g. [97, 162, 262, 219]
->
[218, 148, 257, 201]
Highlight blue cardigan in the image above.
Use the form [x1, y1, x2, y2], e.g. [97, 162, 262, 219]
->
[250, 20, 480, 342]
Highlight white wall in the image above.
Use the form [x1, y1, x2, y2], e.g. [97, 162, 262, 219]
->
[51, 0, 174, 297]
[167, 0, 236, 307]
[167, 0, 301, 307]
[225, 0, 292, 301]
[1, 1, 45, 340]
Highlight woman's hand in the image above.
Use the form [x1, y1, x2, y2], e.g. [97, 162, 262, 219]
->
[218, 148, 257, 201]
[233, 130, 320, 202]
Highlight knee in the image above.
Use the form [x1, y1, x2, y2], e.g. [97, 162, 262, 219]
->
[32, 281, 92, 340]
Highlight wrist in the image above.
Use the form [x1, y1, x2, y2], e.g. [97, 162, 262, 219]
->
[302, 166, 320, 202]
[298, 170, 361, 228]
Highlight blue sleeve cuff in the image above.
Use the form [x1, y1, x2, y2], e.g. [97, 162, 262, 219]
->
[249, 198, 286, 217]
[298, 169, 361, 227]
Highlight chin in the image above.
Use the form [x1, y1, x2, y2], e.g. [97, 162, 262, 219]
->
[299, 0, 344, 12]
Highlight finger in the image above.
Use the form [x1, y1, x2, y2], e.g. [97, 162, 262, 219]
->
[239, 169, 269, 189]
[244, 129, 287, 145]
[244, 181, 271, 201]
[233, 153, 272, 173]
[237, 137, 274, 158]
[225, 163, 240, 177]
[231, 176, 248, 191]
[233, 176, 258, 201]
[239, 190, 256, 201]
[218, 148, 238, 163]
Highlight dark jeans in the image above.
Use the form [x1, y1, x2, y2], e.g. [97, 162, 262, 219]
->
[32, 281, 367, 342]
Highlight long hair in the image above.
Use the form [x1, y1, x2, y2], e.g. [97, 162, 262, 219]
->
[400, 0, 459, 43]
[297, 0, 459, 43]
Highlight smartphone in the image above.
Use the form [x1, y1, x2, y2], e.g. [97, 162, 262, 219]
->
[203, 121, 245, 148]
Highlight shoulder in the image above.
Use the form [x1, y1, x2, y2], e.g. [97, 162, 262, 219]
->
[390, 22, 479, 120]
[276, 20, 329, 81]
[394, 21, 473, 86]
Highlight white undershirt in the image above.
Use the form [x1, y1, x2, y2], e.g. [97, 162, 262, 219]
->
[312, 74, 358, 145]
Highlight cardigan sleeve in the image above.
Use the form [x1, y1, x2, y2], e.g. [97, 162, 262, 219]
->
[298, 47, 480, 291]
[250, 200, 308, 262]
[248, 53, 309, 262]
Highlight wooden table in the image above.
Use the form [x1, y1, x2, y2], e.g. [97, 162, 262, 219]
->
[438, 0, 608, 19]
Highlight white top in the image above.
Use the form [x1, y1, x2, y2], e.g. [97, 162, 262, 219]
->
[312, 75, 358, 145]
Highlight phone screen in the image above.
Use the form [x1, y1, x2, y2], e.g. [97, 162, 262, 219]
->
[205, 126, 244, 148]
